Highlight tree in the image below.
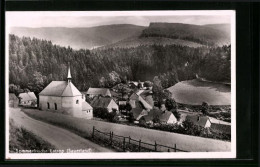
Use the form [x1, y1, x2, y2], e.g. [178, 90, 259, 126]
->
[144, 81, 153, 87]
[128, 112, 134, 123]
[165, 98, 177, 112]
[201, 102, 209, 115]
[125, 103, 132, 112]
[27, 71, 47, 94]
[137, 80, 142, 89]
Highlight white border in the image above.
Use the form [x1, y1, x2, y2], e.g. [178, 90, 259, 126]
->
[5, 10, 236, 160]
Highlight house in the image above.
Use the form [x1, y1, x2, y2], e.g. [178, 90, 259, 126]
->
[129, 90, 153, 111]
[9, 93, 19, 108]
[82, 101, 93, 119]
[86, 88, 111, 98]
[91, 96, 119, 112]
[141, 108, 161, 124]
[131, 108, 148, 122]
[208, 117, 231, 134]
[39, 66, 92, 119]
[186, 115, 211, 128]
[158, 111, 177, 124]
[18, 92, 37, 107]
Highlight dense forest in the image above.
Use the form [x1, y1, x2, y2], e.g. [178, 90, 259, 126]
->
[9, 34, 230, 95]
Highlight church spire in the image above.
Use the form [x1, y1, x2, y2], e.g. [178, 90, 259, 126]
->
[67, 65, 72, 82]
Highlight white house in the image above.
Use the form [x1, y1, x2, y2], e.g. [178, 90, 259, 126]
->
[38, 66, 93, 119]
[18, 92, 37, 107]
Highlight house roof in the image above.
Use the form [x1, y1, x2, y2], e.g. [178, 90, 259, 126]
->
[159, 111, 175, 122]
[132, 108, 143, 120]
[19, 92, 37, 102]
[129, 93, 139, 100]
[82, 101, 93, 110]
[86, 88, 111, 96]
[91, 97, 115, 108]
[9, 93, 18, 100]
[39, 81, 82, 97]
[143, 108, 161, 122]
[208, 117, 231, 125]
[186, 115, 210, 127]
[139, 96, 153, 110]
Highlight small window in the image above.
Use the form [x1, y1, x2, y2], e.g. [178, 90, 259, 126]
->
[76, 100, 79, 104]
[54, 103, 57, 110]
[47, 102, 50, 109]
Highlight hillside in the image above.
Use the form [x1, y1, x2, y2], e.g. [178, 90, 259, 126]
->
[203, 24, 231, 36]
[100, 37, 204, 49]
[10, 24, 146, 50]
[140, 23, 230, 46]
[9, 34, 231, 95]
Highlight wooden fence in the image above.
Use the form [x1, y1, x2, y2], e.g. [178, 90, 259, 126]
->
[92, 126, 188, 152]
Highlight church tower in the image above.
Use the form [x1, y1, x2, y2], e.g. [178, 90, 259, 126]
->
[67, 66, 72, 83]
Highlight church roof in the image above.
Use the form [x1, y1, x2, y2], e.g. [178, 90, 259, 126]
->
[39, 81, 82, 97]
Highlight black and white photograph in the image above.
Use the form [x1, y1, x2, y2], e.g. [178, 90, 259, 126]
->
[5, 11, 236, 159]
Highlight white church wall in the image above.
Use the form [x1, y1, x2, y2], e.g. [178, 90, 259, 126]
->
[62, 96, 83, 117]
[39, 95, 62, 113]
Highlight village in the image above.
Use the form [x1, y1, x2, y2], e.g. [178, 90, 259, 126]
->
[9, 66, 231, 150]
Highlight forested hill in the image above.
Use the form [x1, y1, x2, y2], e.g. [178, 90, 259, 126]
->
[140, 23, 230, 46]
[10, 24, 146, 50]
[9, 34, 231, 95]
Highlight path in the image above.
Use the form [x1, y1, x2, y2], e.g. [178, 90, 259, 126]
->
[9, 108, 113, 152]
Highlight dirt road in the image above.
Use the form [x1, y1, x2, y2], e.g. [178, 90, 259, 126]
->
[9, 108, 113, 152]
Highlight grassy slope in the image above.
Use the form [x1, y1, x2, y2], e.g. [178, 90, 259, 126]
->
[9, 119, 55, 153]
[22, 109, 231, 152]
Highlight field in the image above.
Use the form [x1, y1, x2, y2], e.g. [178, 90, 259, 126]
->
[167, 79, 231, 105]
[22, 108, 231, 152]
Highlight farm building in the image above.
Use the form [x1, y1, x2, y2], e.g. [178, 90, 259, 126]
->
[209, 117, 231, 134]
[18, 92, 37, 107]
[9, 93, 19, 108]
[86, 88, 111, 98]
[38, 67, 92, 119]
[91, 96, 118, 112]
[186, 115, 211, 128]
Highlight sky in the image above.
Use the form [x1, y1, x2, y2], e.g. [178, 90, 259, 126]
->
[6, 11, 233, 28]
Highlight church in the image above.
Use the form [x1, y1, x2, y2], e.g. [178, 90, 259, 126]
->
[38, 67, 93, 119]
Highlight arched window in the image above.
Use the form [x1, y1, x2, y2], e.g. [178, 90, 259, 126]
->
[54, 103, 57, 110]
[76, 100, 79, 104]
[47, 102, 50, 109]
